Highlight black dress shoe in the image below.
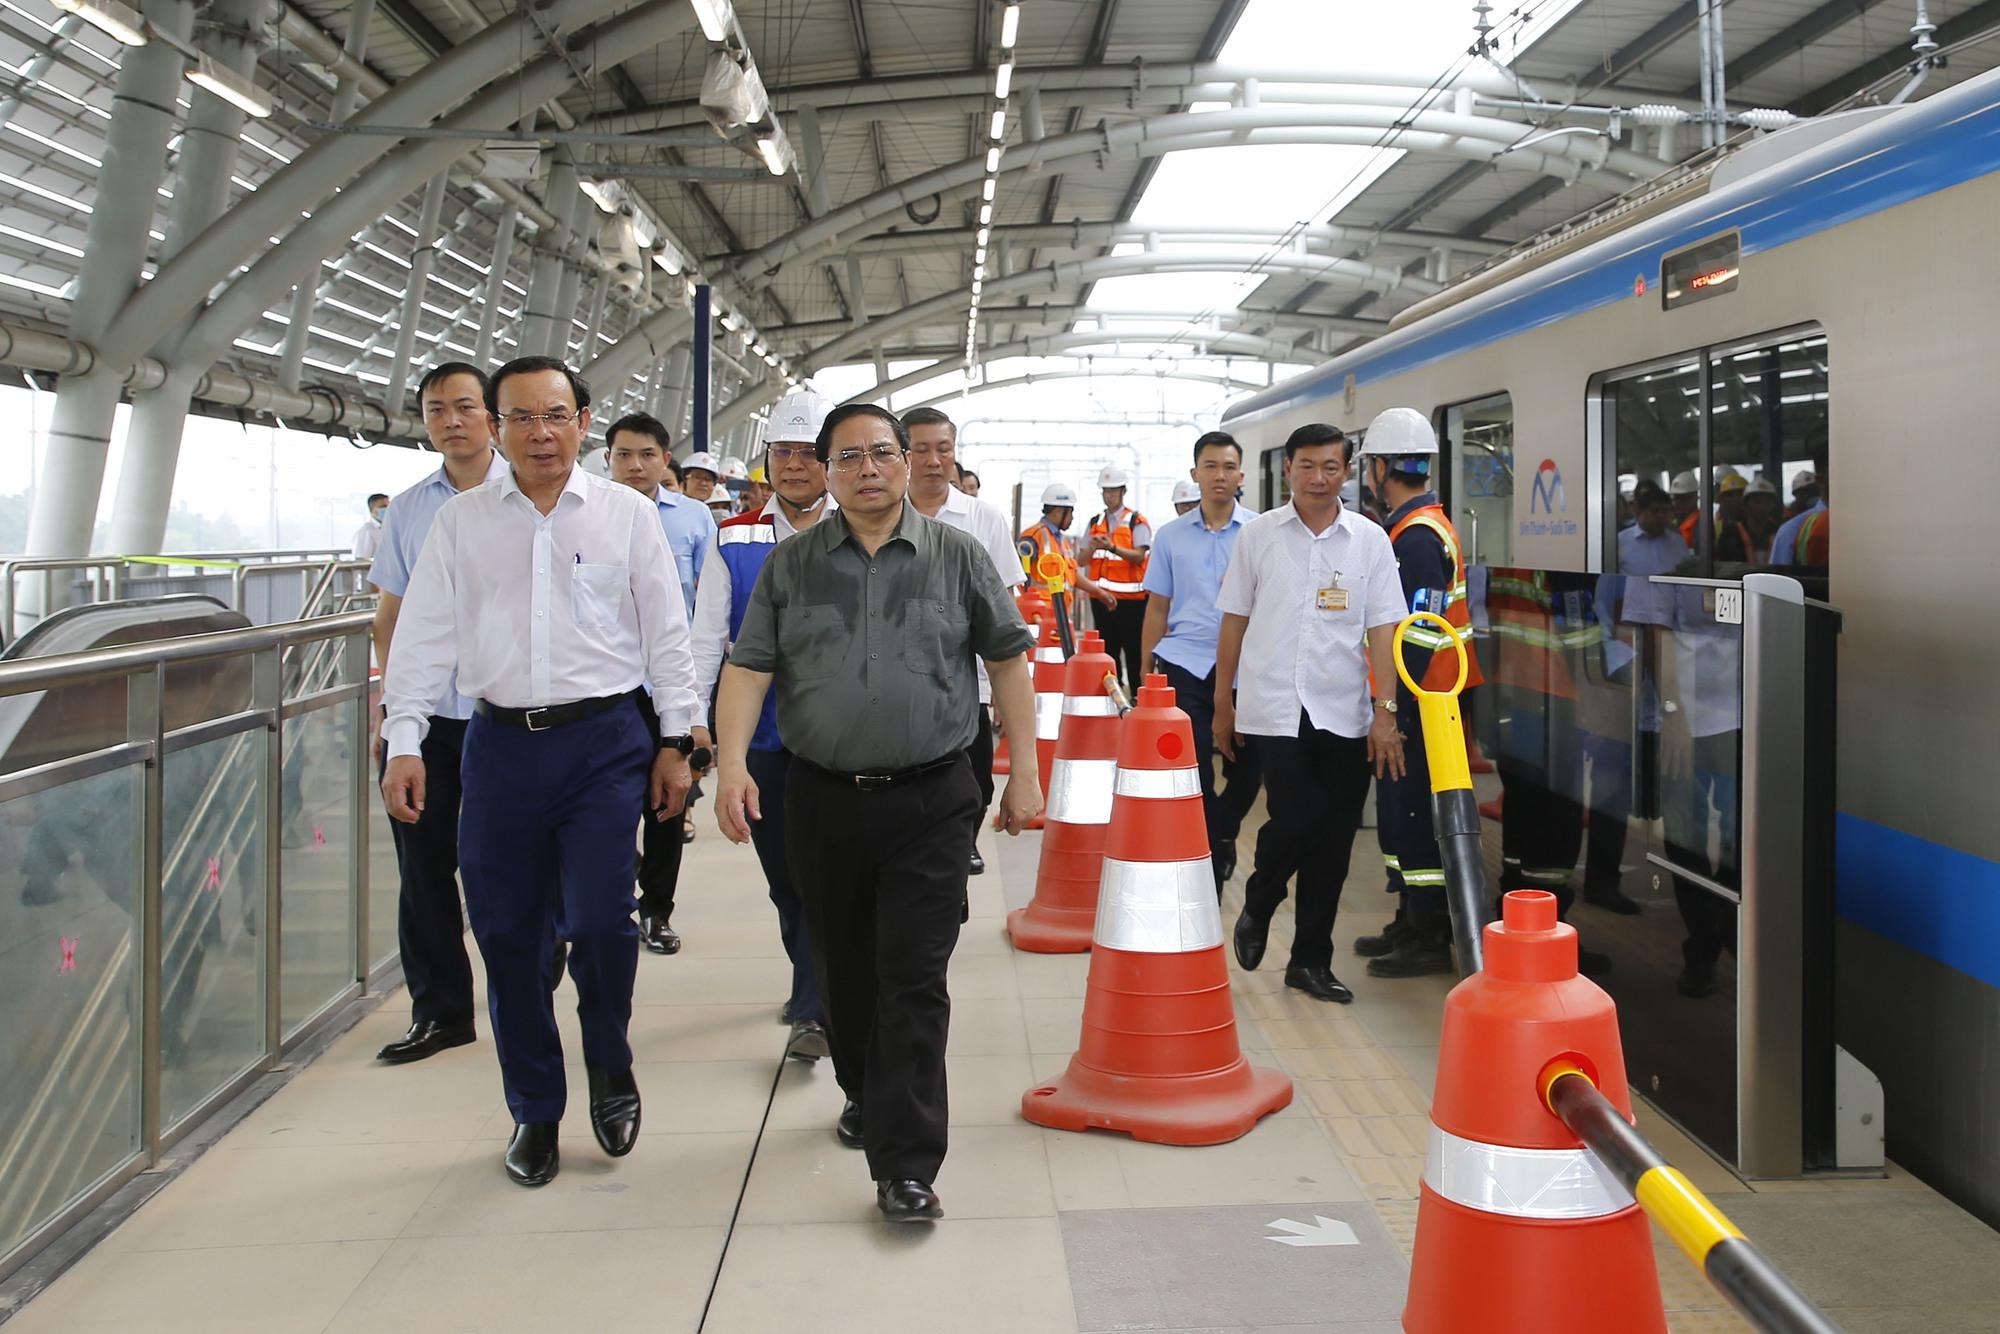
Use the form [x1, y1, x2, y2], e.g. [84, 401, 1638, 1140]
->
[1284, 965, 1354, 1003]
[876, 1178, 943, 1222]
[1214, 846, 1238, 884]
[785, 1018, 830, 1062]
[1366, 942, 1455, 979]
[969, 848, 986, 875]
[641, 914, 681, 955]
[1233, 909, 1268, 971]
[681, 817, 696, 845]
[376, 1019, 475, 1065]
[835, 1099, 865, 1149]
[504, 1122, 560, 1186]
[586, 1063, 641, 1157]
[1585, 885, 1644, 915]
[1678, 960, 1718, 998]
[779, 1000, 795, 1025]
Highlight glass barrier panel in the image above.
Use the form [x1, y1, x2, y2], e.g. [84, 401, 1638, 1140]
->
[160, 729, 267, 1129]
[280, 701, 358, 1037]
[368, 782, 400, 974]
[0, 761, 144, 1264]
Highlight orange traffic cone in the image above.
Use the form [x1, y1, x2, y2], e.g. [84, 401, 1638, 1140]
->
[1403, 890, 1666, 1334]
[1003, 622, 1065, 832]
[1022, 673, 1292, 1144]
[1008, 631, 1118, 953]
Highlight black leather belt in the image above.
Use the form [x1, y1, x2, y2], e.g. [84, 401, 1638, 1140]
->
[474, 691, 634, 732]
[801, 752, 962, 792]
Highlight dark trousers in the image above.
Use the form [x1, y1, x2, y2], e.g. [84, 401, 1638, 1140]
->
[459, 698, 650, 1123]
[1156, 657, 1264, 868]
[745, 746, 822, 1024]
[1496, 753, 1580, 914]
[384, 716, 475, 1027]
[965, 703, 994, 815]
[1242, 713, 1371, 971]
[1376, 705, 1447, 939]
[1667, 731, 1740, 971]
[634, 693, 685, 920]
[1099, 596, 1147, 687]
[785, 755, 979, 1183]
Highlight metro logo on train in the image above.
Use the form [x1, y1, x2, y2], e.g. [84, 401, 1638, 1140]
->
[1522, 460, 1574, 538]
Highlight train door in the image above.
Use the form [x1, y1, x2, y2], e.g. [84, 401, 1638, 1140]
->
[1436, 392, 1514, 568]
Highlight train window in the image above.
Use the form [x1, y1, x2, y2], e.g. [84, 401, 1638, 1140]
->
[1437, 393, 1513, 567]
[1600, 357, 1703, 574]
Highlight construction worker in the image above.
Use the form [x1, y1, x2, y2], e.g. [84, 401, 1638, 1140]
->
[1670, 470, 1700, 547]
[689, 387, 836, 1063]
[1773, 468, 1829, 566]
[1717, 477, 1781, 565]
[1353, 409, 1482, 978]
[745, 464, 773, 513]
[1021, 483, 1114, 620]
[1086, 464, 1152, 687]
[681, 451, 722, 503]
[1171, 478, 1200, 516]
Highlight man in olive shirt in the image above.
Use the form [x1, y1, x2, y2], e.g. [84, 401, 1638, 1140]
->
[715, 403, 1041, 1224]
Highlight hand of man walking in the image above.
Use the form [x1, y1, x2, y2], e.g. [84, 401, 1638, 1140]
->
[717, 766, 762, 844]
[382, 756, 427, 824]
[1368, 710, 1406, 781]
[1213, 697, 1242, 762]
[997, 773, 1044, 834]
[650, 749, 692, 820]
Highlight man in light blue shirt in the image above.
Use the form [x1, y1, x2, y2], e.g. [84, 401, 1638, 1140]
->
[1139, 429, 1262, 888]
[366, 361, 509, 1067]
[1769, 470, 1825, 565]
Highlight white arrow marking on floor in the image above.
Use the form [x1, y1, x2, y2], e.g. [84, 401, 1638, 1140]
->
[1264, 1216, 1360, 1247]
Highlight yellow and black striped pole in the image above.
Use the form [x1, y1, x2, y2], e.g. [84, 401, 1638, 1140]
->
[1541, 1063, 1841, 1333]
[1391, 611, 1494, 978]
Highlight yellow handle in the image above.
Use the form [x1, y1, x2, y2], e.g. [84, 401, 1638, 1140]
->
[1035, 550, 1068, 594]
[1392, 610, 1470, 697]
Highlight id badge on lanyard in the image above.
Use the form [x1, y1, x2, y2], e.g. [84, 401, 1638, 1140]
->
[1317, 574, 1348, 613]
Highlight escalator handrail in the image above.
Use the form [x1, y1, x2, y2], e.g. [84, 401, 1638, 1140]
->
[0, 612, 372, 696]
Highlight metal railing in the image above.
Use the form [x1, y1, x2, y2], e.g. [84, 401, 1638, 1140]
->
[3, 550, 374, 637]
[0, 611, 379, 1283]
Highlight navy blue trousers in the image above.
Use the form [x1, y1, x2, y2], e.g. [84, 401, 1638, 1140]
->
[459, 697, 650, 1124]
[1376, 704, 1447, 939]
[745, 746, 822, 1024]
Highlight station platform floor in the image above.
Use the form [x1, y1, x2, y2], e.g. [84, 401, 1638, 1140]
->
[8, 810, 2000, 1333]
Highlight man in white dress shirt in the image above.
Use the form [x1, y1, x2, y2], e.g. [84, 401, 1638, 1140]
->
[901, 406, 1025, 874]
[351, 493, 388, 559]
[1214, 423, 1406, 1005]
[380, 356, 699, 1188]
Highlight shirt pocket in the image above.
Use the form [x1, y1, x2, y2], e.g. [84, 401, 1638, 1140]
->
[571, 562, 627, 631]
[900, 598, 969, 679]
[777, 603, 847, 682]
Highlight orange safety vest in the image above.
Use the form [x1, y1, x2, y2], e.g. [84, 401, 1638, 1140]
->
[1086, 507, 1150, 598]
[1483, 568, 1596, 702]
[1020, 521, 1078, 592]
[1386, 504, 1485, 692]
[1795, 509, 1830, 567]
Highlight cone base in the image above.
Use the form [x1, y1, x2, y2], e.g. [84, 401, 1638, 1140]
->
[1021, 1056, 1292, 1145]
[1005, 904, 1094, 953]
[1402, 1185, 1667, 1334]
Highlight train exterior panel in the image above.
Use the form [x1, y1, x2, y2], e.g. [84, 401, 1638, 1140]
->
[1222, 70, 2000, 1222]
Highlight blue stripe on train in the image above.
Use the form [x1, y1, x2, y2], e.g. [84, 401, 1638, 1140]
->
[1837, 813, 2000, 990]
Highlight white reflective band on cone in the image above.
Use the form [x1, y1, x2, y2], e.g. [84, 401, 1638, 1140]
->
[1114, 767, 1202, 799]
[1062, 695, 1118, 717]
[1424, 1125, 1635, 1219]
[1095, 857, 1223, 951]
[1035, 691, 1064, 739]
[1035, 647, 1065, 663]
[1047, 758, 1116, 825]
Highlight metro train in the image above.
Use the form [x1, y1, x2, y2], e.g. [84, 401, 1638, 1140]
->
[1221, 66, 2000, 1224]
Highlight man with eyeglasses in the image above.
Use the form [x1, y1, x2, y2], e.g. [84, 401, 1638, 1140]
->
[902, 406, 1025, 875]
[608, 412, 717, 956]
[382, 356, 698, 1189]
[688, 387, 838, 1064]
[1216, 424, 1407, 1006]
[713, 403, 1040, 1224]
[367, 361, 510, 1066]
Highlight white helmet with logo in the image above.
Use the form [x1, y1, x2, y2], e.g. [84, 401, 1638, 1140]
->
[1357, 407, 1438, 457]
[1171, 478, 1201, 505]
[761, 387, 833, 445]
[1670, 469, 1698, 496]
[1097, 464, 1130, 489]
[723, 457, 750, 482]
[1041, 482, 1078, 508]
[681, 451, 721, 479]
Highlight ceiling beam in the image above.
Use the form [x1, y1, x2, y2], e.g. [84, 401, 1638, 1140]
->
[1788, 0, 2000, 115]
[1584, 2, 1700, 94]
[376, 0, 450, 57]
[1683, 0, 1883, 96]
[1460, 175, 1566, 238]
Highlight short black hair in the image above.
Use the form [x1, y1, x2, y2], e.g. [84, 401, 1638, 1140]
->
[488, 355, 591, 416]
[900, 406, 956, 438]
[1193, 430, 1241, 465]
[417, 361, 489, 404]
[816, 402, 910, 463]
[1632, 479, 1671, 511]
[605, 413, 671, 454]
[960, 468, 980, 487]
[1283, 423, 1348, 462]
[662, 455, 682, 483]
[366, 492, 389, 505]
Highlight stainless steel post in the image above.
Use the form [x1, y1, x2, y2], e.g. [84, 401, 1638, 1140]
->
[128, 664, 165, 1161]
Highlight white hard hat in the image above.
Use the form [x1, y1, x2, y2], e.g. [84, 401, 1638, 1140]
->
[762, 387, 833, 445]
[682, 451, 721, 478]
[1097, 464, 1130, 489]
[1171, 479, 1201, 505]
[1790, 469, 1819, 491]
[1746, 477, 1777, 496]
[723, 457, 750, 481]
[1357, 407, 1438, 457]
[1041, 482, 1078, 508]
[1670, 469, 1698, 496]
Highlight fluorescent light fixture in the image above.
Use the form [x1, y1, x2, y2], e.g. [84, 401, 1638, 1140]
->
[51, 0, 147, 46]
[756, 131, 792, 176]
[994, 62, 1013, 100]
[978, 202, 993, 225]
[985, 146, 1001, 172]
[974, 246, 987, 265]
[971, 279, 982, 296]
[989, 110, 1006, 140]
[976, 226, 991, 246]
[973, 264, 985, 281]
[1000, 3, 1019, 49]
[981, 177, 996, 203]
[578, 180, 620, 214]
[690, 0, 733, 42]
[722, 311, 743, 331]
[684, 276, 698, 300]
[187, 54, 272, 117]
